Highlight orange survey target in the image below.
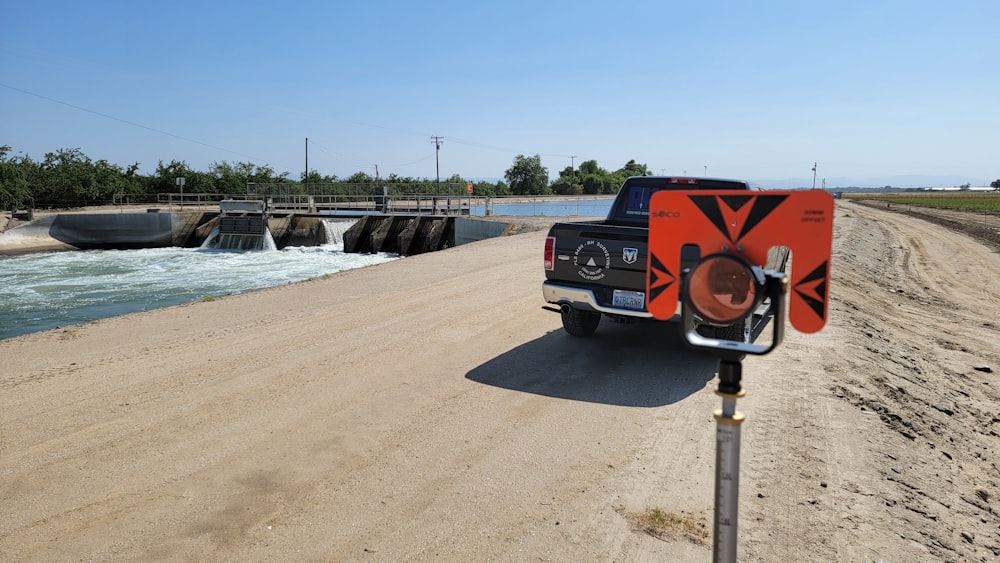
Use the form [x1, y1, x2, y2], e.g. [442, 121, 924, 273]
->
[646, 190, 834, 333]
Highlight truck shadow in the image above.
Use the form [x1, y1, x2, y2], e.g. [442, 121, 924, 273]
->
[466, 321, 718, 407]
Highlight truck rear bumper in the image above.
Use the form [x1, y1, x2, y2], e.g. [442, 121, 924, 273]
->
[543, 281, 675, 318]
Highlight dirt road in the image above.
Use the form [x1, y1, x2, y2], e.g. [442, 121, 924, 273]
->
[2, 202, 998, 561]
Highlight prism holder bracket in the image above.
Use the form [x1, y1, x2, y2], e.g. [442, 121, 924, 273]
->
[679, 253, 788, 357]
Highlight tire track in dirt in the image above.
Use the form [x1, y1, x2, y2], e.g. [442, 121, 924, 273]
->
[817, 203, 1000, 560]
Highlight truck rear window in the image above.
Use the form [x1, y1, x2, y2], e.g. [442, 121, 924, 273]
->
[610, 177, 750, 224]
[624, 186, 657, 216]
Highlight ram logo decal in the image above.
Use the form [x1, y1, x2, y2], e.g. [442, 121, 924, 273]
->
[622, 247, 638, 264]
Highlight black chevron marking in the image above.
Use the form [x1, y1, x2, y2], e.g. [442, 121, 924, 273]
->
[794, 261, 829, 319]
[737, 195, 788, 240]
[795, 288, 826, 319]
[648, 253, 675, 304]
[689, 196, 730, 240]
[720, 194, 753, 212]
[798, 261, 828, 284]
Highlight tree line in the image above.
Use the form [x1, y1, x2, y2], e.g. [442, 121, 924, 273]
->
[505, 154, 649, 196]
[0, 145, 650, 209]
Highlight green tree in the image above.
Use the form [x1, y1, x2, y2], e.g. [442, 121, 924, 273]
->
[209, 161, 288, 195]
[153, 160, 212, 194]
[301, 170, 326, 185]
[617, 159, 649, 178]
[571, 160, 614, 194]
[504, 154, 549, 195]
[550, 180, 582, 195]
[92, 159, 131, 201]
[385, 173, 414, 183]
[578, 159, 605, 176]
[345, 171, 374, 184]
[467, 180, 504, 197]
[35, 148, 102, 206]
[0, 145, 34, 210]
[466, 180, 509, 197]
[552, 165, 582, 195]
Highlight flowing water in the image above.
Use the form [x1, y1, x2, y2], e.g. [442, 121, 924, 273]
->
[200, 228, 278, 251]
[0, 220, 396, 340]
[0, 203, 614, 341]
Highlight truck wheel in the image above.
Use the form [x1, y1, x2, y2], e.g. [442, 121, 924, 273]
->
[561, 308, 601, 337]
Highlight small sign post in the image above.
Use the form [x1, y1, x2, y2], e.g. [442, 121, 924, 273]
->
[175, 177, 186, 207]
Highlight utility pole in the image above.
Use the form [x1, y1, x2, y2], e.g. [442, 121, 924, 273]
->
[305, 137, 309, 184]
[431, 136, 444, 194]
[812, 162, 817, 189]
[570, 155, 577, 171]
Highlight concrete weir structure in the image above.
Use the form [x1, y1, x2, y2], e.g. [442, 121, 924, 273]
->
[0, 212, 200, 255]
[342, 215, 513, 255]
[0, 209, 514, 256]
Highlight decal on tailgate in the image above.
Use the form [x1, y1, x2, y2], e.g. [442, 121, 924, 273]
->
[574, 240, 610, 281]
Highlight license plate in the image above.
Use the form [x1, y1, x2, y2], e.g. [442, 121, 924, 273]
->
[612, 289, 645, 310]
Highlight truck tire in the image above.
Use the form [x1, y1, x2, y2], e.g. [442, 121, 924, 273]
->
[561, 308, 601, 337]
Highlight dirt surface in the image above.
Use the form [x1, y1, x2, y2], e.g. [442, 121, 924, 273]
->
[850, 198, 1000, 252]
[2, 202, 999, 561]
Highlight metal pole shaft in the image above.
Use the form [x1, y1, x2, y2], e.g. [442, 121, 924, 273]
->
[713, 360, 745, 563]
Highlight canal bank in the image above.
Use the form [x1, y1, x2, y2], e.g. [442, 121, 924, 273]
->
[0, 210, 518, 256]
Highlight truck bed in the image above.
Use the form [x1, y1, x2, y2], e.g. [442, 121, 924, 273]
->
[542, 176, 781, 338]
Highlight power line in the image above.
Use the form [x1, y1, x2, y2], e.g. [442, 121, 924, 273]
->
[3, 82, 649, 178]
[0, 82, 260, 161]
[446, 135, 573, 160]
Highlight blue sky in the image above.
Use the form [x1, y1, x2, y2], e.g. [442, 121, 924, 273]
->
[1, 0, 997, 187]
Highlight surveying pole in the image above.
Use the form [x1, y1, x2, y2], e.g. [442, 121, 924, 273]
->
[713, 359, 744, 561]
[677, 253, 787, 562]
[646, 188, 835, 563]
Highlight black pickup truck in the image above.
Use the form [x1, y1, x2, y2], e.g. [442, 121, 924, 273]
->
[543, 176, 787, 338]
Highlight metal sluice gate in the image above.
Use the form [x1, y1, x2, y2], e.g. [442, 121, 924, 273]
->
[213, 199, 271, 250]
[218, 214, 267, 236]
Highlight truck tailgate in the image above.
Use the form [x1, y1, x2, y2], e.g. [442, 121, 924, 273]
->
[545, 222, 649, 310]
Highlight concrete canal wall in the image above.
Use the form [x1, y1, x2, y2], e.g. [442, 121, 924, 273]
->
[0, 211, 514, 256]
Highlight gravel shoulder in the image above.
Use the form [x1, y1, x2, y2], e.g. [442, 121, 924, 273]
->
[1, 202, 998, 561]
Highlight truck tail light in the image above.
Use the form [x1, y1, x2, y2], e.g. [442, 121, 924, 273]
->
[544, 236, 555, 271]
[669, 177, 699, 185]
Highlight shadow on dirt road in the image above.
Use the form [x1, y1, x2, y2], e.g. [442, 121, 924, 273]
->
[467, 320, 718, 407]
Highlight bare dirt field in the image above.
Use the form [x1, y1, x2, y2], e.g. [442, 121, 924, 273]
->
[1, 201, 998, 561]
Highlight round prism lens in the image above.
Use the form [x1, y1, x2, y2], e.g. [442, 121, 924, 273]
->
[687, 255, 757, 324]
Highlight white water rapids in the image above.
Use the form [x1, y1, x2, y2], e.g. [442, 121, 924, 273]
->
[0, 219, 397, 340]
